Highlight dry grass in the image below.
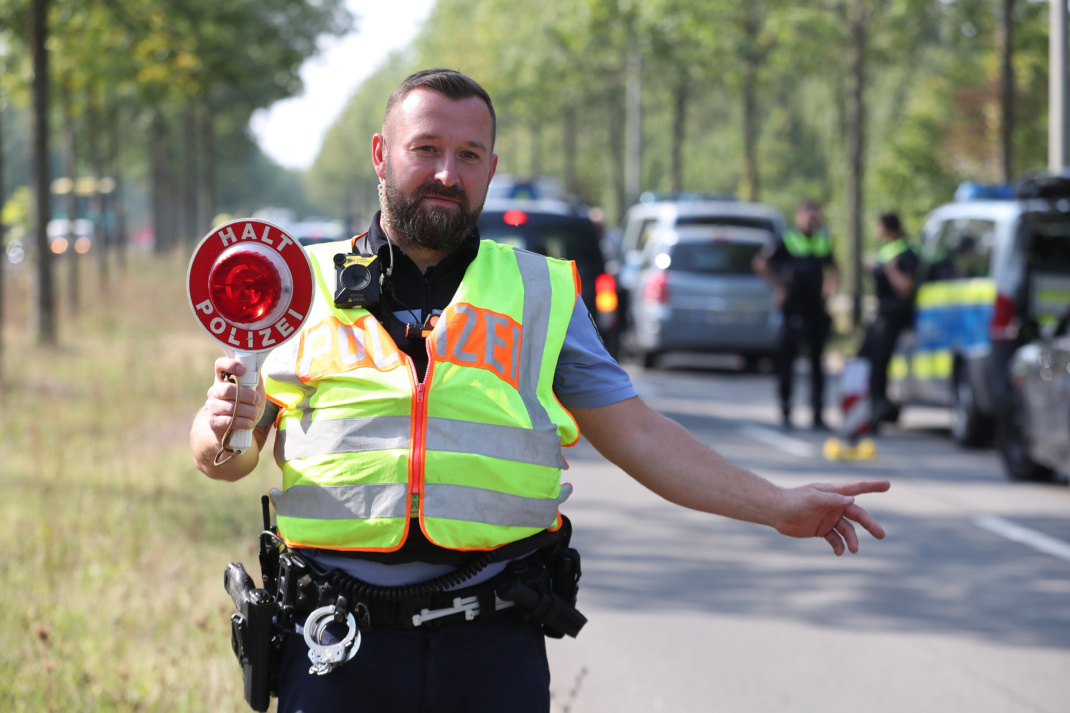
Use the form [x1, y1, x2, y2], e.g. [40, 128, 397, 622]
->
[1, 250, 280, 712]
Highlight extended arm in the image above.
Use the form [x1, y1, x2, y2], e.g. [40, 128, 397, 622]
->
[190, 356, 271, 482]
[571, 397, 888, 555]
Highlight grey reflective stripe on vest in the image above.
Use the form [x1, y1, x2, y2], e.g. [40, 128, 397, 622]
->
[270, 483, 409, 520]
[422, 482, 573, 527]
[511, 250, 560, 443]
[275, 415, 412, 462]
[425, 418, 567, 469]
[274, 415, 566, 468]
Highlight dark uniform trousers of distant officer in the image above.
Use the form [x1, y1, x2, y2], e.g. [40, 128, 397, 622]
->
[858, 236, 917, 425]
[768, 228, 836, 428]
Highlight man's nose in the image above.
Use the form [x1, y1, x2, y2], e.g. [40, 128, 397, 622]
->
[433, 154, 460, 186]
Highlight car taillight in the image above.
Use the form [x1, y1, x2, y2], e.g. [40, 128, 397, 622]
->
[990, 292, 1018, 343]
[643, 270, 670, 305]
[595, 273, 618, 313]
[503, 210, 528, 226]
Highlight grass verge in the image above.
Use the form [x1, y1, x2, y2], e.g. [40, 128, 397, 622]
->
[1, 251, 279, 712]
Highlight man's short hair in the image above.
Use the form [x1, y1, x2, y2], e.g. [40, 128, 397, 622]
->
[878, 212, 902, 234]
[384, 68, 497, 147]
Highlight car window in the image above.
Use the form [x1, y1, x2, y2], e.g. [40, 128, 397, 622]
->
[477, 210, 604, 269]
[924, 218, 995, 280]
[665, 241, 763, 275]
[1026, 217, 1070, 271]
[635, 218, 659, 253]
[674, 215, 778, 235]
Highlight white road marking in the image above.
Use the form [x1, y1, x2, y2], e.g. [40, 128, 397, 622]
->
[973, 514, 1070, 563]
[737, 424, 817, 458]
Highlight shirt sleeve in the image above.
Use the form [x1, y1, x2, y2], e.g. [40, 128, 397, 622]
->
[552, 297, 638, 409]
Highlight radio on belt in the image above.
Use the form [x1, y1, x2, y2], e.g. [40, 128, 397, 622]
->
[186, 219, 315, 456]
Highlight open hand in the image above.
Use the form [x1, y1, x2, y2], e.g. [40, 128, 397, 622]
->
[773, 480, 890, 555]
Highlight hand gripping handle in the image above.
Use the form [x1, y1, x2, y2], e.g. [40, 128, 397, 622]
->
[215, 350, 268, 464]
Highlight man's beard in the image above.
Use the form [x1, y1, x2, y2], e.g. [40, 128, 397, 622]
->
[382, 173, 484, 252]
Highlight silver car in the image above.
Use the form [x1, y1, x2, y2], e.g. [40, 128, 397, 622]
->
[627, 225, 780, 369]
[999, 308, 1070, 482]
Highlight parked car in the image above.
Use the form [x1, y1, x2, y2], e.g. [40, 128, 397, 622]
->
[477, 198, 621, 358]
[999, 307, 1070, 482]
[46, 217, 94, 254]
[627, 224, 780, 369]
[292, 219, 346, 247]
[614, 196, 788, 337]
[888, 176, 1070, 446]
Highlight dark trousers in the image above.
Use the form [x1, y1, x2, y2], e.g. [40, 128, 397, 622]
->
[858, 311, 909, 406]
[276, 615, 550, 713]
[776, 310, 830, 418]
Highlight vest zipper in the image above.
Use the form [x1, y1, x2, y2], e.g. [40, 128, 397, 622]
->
[408, 340, 434, 521]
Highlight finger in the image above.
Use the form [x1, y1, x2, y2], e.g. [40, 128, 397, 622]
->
[845, 503, 887, 540]
[215, 357, 246, 379]
[825, 529, 845, 556]
[816, 480, 891, 497]
[835, 518, 859, 554]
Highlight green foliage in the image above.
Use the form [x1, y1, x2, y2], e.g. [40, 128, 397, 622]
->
[304, 0, 1053, 249]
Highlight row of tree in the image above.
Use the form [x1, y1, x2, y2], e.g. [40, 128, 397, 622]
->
[308, 0, 1046, 325]
[0, 0, 354, 347]
[0, 0, 1053, 350]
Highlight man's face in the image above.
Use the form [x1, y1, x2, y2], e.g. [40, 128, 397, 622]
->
[795, 206, 820, 233]
[374, 87, 498, 252]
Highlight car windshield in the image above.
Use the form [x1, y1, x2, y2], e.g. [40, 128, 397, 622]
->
[477, 211, 603, 265]
[666, 241, 762, 275]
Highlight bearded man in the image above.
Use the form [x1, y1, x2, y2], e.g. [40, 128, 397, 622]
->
[190, 68, 889, 713]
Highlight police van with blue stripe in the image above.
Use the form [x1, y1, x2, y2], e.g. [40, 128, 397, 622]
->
[888, 177, 1070, 447]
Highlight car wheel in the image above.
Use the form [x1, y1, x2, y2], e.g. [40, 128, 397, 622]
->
[641, 350, 660, 369]
[951, 369, 993, 447]
[997, 388, 1056, 482]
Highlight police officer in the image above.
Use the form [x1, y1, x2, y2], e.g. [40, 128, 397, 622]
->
[190, 69, 888, 713]
[753, 201, 839, 430]
[860, 212, 917, 430]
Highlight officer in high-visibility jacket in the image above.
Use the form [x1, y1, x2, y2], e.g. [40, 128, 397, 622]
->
[860, 212, 917, 430]
[190, 69, 889, 713]
[753, 201, 840, 430]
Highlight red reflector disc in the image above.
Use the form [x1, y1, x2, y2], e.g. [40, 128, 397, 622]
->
[209, 250, 283, 324]
[503, 210, 528, 226]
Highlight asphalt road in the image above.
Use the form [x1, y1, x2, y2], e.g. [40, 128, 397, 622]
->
[546, 356, 1070, 713]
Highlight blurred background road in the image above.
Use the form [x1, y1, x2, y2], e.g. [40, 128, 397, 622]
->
[547, 360, 1070, 713]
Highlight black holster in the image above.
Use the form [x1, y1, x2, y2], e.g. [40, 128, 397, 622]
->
[496, 528, 587, 639]
[224, 562, 277, 712]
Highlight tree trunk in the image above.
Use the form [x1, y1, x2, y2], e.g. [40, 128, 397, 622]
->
[741, 6, 763, 202]
[106, 100, 127, 272]
[562, 105, 579, 198]
[999, 0, 1016, 184]
[61, 73, 79, 314]
[182, 103, 198, 246]
[197, 101, 216, 232]
[530, 118, 543, 177]
[86, 83, 108, 289]
[32, 0, 55, 345]
[624, 52, 642, 208]
[150, 113, 174, 254]
[845, 0, 867, 329]
[670, 72, 689, 194]
[606, 85, 627, 224]
[0, 92, 6, 389]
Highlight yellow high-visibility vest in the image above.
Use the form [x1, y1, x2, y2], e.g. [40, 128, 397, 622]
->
[263, 239, 581, 552]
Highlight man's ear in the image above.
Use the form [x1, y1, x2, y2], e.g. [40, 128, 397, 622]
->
[372, 133, 387, 180]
